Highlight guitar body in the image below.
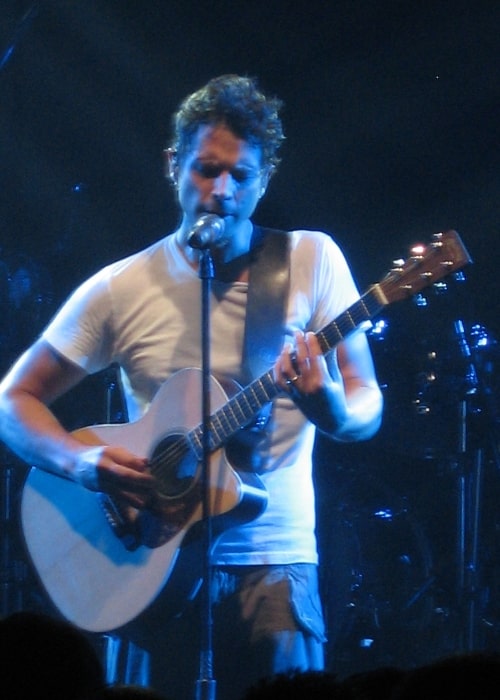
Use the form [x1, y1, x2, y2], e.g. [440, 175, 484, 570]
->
[21, 368, 268, 633]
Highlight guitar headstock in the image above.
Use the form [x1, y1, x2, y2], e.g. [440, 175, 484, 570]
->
[377, 230, 473, 304]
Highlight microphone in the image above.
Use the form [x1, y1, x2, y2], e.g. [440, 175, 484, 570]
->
[187, 214, 226, 249]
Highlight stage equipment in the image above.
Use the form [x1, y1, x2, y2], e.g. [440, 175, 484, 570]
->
[322, 270, 500, 674]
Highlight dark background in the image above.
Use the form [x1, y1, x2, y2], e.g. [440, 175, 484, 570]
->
[1, 1, 498, 317]
[1, 0, 499, 678]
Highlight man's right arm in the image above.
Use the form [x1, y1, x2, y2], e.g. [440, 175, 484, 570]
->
[0, 339, 154, 506]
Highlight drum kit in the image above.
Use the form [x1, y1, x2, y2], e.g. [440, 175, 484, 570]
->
[318, 271, 500, 676]
[0, 252, 499, 677]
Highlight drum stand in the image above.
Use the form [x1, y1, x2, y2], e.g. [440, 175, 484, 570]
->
[454, 401, 484, 650]
[451, 320, 498, 651]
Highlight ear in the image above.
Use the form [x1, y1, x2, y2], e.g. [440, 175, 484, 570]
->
[258, 167, 272, 199]
[164, 147, 178, 185]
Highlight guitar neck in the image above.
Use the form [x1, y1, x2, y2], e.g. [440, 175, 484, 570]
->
[188, 284, 387, 456]
[314, 283, 386, 354]
[187, 228, 473, 456]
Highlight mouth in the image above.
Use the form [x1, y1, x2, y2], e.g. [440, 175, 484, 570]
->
[202, 205, 234, 218]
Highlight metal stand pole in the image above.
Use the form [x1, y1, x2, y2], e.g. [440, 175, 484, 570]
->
[0, 457, 27, 616]
[453, 320, 486, 651]
[194, 247, 217, 700]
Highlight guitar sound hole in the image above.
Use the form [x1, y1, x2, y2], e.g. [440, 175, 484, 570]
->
[151, 433, 200, 499]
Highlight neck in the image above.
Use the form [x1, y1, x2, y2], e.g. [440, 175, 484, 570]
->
[175, 220, 254, 281]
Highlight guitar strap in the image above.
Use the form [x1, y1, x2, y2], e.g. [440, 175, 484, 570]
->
[242, 226, 291, 382]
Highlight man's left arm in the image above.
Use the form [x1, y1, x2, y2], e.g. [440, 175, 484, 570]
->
[275, 329, 383, 441]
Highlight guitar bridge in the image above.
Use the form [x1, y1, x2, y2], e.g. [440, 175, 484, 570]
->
[97, 492, 141, 551]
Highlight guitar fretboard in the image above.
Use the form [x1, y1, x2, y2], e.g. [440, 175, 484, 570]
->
[189, 284, 387, 456]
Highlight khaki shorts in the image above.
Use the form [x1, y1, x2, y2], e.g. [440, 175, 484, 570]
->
[211, 563, 326, 673]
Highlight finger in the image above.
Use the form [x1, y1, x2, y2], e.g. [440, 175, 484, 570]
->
[95, 462, 155, 495]
[105, 447, 149, 472]
[304, 331, 322, 358]
[289, 351, 301, 377]
[295, 330, 314, 364]
[119, 490, 152, 509]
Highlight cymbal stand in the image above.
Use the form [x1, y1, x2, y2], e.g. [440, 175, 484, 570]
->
[452, 320, 489, 651]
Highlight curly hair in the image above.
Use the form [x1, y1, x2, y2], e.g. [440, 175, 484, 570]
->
[170, 74, 285, 171]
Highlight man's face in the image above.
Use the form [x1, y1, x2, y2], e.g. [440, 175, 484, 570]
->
[174, 124, 268, 235]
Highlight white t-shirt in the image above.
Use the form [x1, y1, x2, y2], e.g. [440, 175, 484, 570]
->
[42, 229, 362, 566]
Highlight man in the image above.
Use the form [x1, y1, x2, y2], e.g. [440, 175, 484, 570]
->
[0, 74, 383, 699]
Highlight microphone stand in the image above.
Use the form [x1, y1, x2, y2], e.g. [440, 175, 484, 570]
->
[194, 246, 217, 700]
[0, 2, 39, 73]
[452, 319, 484, 651]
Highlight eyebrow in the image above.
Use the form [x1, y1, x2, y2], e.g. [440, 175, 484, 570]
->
[194, 156, 258, 168]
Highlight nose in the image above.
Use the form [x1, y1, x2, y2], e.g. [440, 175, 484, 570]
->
[212, 170, 235, 199]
